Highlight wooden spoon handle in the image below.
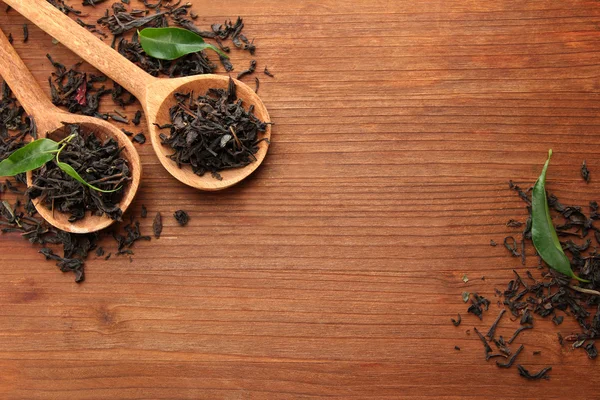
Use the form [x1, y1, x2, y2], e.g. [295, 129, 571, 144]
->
[4, 0, 155, 100]
[0, 27, 62, 136]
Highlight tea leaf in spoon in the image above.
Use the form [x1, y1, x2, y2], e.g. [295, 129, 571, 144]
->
[138, 27, 228, 60]
[0, 138, 58, 176]
[531, 150, 589, 282]
[56, 161, 120, 193]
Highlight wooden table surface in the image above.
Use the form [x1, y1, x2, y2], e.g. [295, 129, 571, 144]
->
[1, 0, 600, 398]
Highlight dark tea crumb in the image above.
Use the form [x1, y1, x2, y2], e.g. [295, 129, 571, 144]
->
[105, 252, 112, 260]
[508, 325, 533, 344]
[132, 110, 142, 126]
[40, 248, 85, 282]
[533, 351, 541, 355]
[582, 160, 590, 183]
[264, 66, 274, 77]
[237, 59, 257, 80]
[159, 78, 268, 180]
[486, 309, 506, 340]
[109, 113, 129, 124]
[473, 327, 493, 360]
[552, 315, 564, 325]
[254, 77, 260, 93]
[490, 239, 497, 246]
[451, 314, 461, 327]
[47, 0, 82, 15]
[22, 24, 28, 43]
[173, 210, 189, 226]
[113, 218, 151, 254]
[27, 124, 131, 222]
[497, 345, 523, 368]
[153, 212, 162, 239]
[454, 346, 461, 351]
[122, 129, 133, 137]
[7, 33, 13, 44]
[517, 365, 551, 381]
[95, 247, 105, 257]
[141, 205, 147, 218]
[133, 133, 146, 144]
[585, 342, 598, 359]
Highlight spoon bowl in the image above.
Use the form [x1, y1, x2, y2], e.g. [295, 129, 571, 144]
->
[26, 118, 141, 234]
[149, 75, 271, 191]
[6, 0, 272, 191]
[0, 27, 141, 234]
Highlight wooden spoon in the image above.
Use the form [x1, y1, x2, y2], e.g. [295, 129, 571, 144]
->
[5, 0, 272, 191]
[0, 28, 141, 234]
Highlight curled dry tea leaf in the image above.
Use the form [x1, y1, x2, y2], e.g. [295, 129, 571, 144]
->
[0, 138, 58, 176]
[531, 150, 589, 282]
[139, 27, 228, 60]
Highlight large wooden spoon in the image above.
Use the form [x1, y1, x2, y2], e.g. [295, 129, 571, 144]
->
[5, 0, 272, 191]
[0, 27, 141, 234]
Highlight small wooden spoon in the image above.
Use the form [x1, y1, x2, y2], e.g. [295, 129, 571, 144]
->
[5, 0, 272, 191]
[0, 28, 141, 234]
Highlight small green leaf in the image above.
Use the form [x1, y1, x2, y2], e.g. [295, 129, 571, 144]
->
[462, 292, 470, 303]
[0, 139, 58, 176]
[139, 27, 228, 60]
[532, 150, 589, 283]
[56, 162, 120, 193]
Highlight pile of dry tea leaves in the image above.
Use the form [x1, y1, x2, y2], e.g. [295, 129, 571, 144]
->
[159, 77, 268, 180]
[453, 174, 600, 381]
[27, 124, 131, 222]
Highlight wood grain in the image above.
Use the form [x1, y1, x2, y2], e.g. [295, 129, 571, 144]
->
[1, 0, 600, 398]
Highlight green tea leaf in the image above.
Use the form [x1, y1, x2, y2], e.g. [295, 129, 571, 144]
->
[138, 27, 228, 60]
[532, 150, 589, 282]
[56, 162, 120, 193]
[0, 139, 58, 176]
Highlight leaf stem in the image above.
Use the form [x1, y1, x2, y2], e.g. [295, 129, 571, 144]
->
[569, 285, 600, 296]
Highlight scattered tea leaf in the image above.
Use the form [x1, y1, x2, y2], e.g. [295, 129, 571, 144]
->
[581, 160, 590, 183]
[462, 274, 469, 283]
[462, 292, 470, 303]
[153, 212, 162, 239]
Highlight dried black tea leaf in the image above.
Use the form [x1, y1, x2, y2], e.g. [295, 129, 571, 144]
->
[496, 345, 523, 368]
[486, 309, 506, 340]
[503, 236, 520, 257]
[133, 133, 146, 144]
[508, 325, 533, 344]
[585, 342, 597, 359]
[141, 205, 147, 218]
[237, 59, 256, 80]
[22, 24, 28, 43]
[474, 327, 493, 360]
[132, 110, 142, 126]
[582, 160, 590, 183]
[517, 365, 551, 380]
[264, 66, 274, 77]
[153, 212, 162, 239]
[451, 314, 461, 327]
[173, 210, 189, 226]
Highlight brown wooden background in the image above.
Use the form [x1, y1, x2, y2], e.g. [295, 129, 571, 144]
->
[1, 0, 600, 398]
